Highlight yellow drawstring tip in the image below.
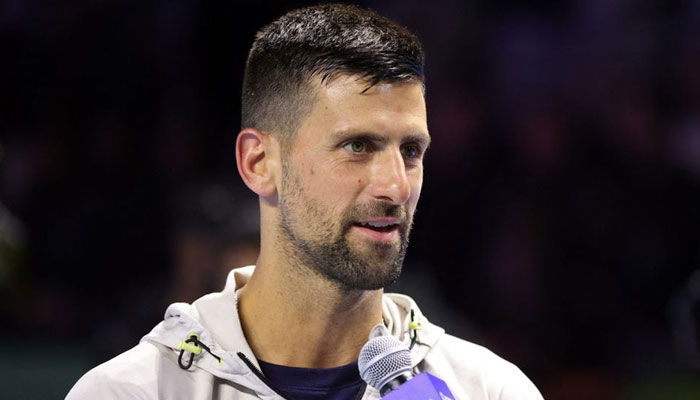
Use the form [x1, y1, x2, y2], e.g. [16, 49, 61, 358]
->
[188, 333, 201, 341]
[409, 320, 423, 331]
[178, 341, 203, 355]
[179, 333, 203, 354]
[216, 358, 223, 367]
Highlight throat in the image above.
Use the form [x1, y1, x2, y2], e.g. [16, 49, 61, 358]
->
[239, 270, 384, 368]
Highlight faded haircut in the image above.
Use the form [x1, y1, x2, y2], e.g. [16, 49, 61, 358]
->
[241, 3, 425, 142]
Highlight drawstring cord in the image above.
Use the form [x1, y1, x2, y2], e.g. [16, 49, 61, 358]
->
[178, 333, 222, 370]
[177, 311, 422, 370]
[408, 309, 423, 350]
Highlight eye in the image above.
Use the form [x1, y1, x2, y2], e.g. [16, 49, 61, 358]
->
[343, 140, 367, 153]
[401, 144, 420, 159]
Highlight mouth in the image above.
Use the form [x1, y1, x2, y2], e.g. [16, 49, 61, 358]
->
[351, 219, 401, 243]
[355, 220, 399, 232]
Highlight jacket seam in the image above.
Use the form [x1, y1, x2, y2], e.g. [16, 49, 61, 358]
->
[237, 352, 292, 400]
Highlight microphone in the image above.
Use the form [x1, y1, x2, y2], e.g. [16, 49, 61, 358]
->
[358, 335, 455, 399]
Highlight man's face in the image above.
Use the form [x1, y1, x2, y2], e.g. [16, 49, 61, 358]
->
[277, 76, 429, 291]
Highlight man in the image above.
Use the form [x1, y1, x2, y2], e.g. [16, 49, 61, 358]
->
[67, 4, 543, 399]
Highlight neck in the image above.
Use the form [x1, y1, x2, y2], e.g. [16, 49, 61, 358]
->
[238, 255, 384, 368]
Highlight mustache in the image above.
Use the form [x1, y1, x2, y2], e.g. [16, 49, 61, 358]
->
[341, 202, 411, 230]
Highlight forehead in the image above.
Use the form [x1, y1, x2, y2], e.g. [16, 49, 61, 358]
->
[293, 75, 429, 143]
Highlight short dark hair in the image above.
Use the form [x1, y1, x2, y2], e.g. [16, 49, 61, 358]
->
[241, 3, 425, 140]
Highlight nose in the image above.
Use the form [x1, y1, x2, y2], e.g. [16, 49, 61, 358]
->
[369, 148, 411, 205]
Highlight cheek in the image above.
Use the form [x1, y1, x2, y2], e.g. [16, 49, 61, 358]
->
[408, 175, 423, 210]
[301, 155, 369, 205]
[304, 170, 361, 207]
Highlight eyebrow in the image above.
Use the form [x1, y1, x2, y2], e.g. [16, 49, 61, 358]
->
[331, 130, 432, 147]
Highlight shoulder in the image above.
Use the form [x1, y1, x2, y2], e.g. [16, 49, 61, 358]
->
[420, 334, 543, 400]
[65, 342, 168, 400]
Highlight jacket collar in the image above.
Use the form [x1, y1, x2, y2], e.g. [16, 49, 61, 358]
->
[141, 266, 444, 393]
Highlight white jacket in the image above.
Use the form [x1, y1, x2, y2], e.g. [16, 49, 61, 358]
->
[67, 266, 543, 400]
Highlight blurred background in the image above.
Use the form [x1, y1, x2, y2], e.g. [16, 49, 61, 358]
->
[2, 0, 700, 398]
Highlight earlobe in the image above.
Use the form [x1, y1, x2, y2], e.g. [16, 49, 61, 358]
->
[236, 128, 278, 197]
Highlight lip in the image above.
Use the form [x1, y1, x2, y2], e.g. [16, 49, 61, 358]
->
[351, 218, 401, 243]
[358, 218, 401, 225]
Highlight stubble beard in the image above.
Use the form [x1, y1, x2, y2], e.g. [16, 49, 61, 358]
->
[278, 163, 412, 291]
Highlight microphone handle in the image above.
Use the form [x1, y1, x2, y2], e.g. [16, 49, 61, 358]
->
[380, 372, 413, 396]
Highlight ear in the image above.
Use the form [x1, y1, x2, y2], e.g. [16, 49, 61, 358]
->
[236, 128, 278, 198]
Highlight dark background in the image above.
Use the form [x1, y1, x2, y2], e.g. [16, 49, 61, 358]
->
[2, 1, 700, 399]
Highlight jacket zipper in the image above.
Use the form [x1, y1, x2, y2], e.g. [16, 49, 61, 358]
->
[237, 352, 292, 399]
[354, 382, 368, 400]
